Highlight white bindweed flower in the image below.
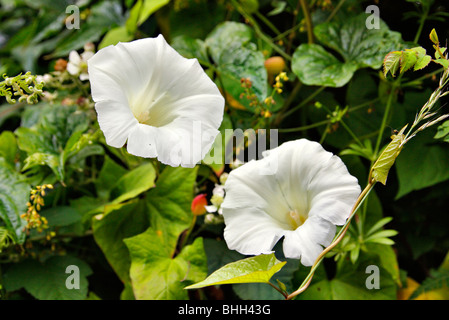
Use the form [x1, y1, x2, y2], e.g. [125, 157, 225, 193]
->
[67, 50, 94, 81]
[87, 35, 224, 167]
[221, 139, 361, 266]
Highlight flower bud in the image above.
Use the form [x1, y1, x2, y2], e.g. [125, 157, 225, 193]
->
[191, 194, 208, 216]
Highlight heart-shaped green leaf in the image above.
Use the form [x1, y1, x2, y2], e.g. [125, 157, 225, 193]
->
[185, 253, 286, 289]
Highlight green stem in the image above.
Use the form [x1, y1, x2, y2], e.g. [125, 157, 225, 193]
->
[179, 215, 197, 250]
[231, 0, 292, 61]
[277, 119, 330, 133]
[325, 0, 346, 23]
[299, 0, 314, 44]
[281, 86, 325, 120]
[413, 6, 429, 44]
[273, 81, 303, 126]
[319, 123, 330, 144]
[255, 11, 282, 36]
[372, 79, 400, 163]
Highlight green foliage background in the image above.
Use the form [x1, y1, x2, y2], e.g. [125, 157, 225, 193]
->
[1, 0, 449, 300]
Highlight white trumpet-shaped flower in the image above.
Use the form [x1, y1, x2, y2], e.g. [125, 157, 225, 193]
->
[221, 139, 361, 266]
[87, 35, 224, 167]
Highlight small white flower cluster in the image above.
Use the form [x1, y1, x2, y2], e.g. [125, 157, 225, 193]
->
[204, 173, 228, 224]
[68, 43, 95, 81]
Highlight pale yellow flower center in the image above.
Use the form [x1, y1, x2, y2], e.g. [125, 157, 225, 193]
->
[287, 209, 307, 230]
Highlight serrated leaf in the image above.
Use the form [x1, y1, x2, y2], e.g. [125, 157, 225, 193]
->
[371, 126, 406, 185]
[383, 51, 402, 77]
[400, 50, 418, 73]
[185, 253, 286, 289]
[414, 54, 432, 71]
[434, 58, 449, 69]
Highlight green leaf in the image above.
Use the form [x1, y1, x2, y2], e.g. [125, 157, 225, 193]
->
[434, 119, 449, 142]
[50, 1, 125, 58]
[206, 21, 267, 105]
[0, 158, 29, 244]
[202, 113, 233, 175]
[371, 126, 406, 185]
[410, 269, 449, 299]
[171, 35, 209, 63]
[3, 255, 92, 300]
[109, 162, 156, 205]
[92, 200, 149, 283]
[137, 0, 170, 25]
[15, 104, 91, 183]
[124, 229, 207, 300]
[314, 13, 403, 69]
[365, 217, 393, 237]
[396, 129, 449, 199]
[399, 50, 418, 73]
[98, 26, 133, 50]
[41, 206, 82, 228]
[292, 44, 358, 87]
[383, 51, 402, 77]
[429, 28, 439, 45]
[185, 253, 286, 289]
[146, 166, 198, 254]
[94, 157, 128, 200]
[297, 253, 397, 300]
[434, 58, 449, 69]
[0, 131, 17, 167]
[293, 13, 402, 87]
[414, 54, 432, 71]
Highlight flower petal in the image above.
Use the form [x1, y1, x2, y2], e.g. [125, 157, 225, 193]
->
[221, 156, 291, 226]
[126, 123, 158, 158]
[154, 119, 219, 167]
[282, 216, 336, 266]
[223, 207, 286, 256]
[95, 100, 138, 148]
[262, 139, 361, 225]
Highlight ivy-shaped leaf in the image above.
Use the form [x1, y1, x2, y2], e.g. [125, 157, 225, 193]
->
[124, 230, 207, 300]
